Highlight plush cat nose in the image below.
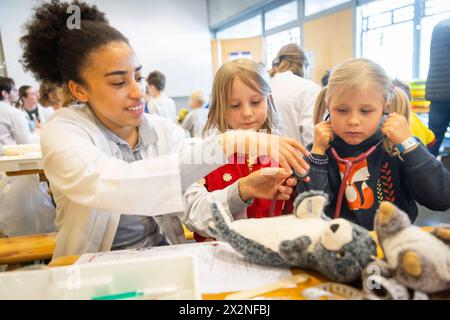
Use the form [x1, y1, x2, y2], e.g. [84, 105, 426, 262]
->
[330, 224, 340, 233]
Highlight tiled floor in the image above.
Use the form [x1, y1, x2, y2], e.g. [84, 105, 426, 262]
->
[414, 204, 450, 226]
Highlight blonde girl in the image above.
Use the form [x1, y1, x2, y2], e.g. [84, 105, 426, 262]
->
[297, 58, 450, 230]
[183, 59, 299, 241]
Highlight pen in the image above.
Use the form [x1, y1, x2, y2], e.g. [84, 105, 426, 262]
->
[92, 286, 178, 300]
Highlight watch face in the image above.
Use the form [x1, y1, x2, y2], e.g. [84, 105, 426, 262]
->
[398, 137, 419, 152]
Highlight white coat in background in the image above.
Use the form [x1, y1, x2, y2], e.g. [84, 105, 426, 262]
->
[0, 101, 38, 145]
[20, 104, 54, 123]
[41, 105, 208, 258]
[147, 94, 177, 123]
[270, 71, 321, 146]
[181, 107, 209, 138]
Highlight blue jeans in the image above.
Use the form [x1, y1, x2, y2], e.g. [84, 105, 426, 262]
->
[428, 101, 450, 156]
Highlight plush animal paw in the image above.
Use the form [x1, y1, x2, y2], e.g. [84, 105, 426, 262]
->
[279, 236, 311, 267]
[293, 190, 329, 219]
[401, 250, 423, 278]
[431, 225, 450, 246]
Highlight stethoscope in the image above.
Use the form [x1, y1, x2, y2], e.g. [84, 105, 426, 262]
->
[327, 113, 387, 219]
[330, 138, 384, 219]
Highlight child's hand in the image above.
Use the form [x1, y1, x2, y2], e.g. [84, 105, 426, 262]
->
[311, 120, 333, 155]
[381, 112, 412, 144]
[238, 168, 295, 201]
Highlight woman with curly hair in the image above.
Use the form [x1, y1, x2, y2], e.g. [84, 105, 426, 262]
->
[20, 0, 310, 257]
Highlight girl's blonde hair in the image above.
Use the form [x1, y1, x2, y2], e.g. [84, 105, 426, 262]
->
[203, 59, 274, 136]
[269, 43, 309, 78]
[313, 58, 410, 156]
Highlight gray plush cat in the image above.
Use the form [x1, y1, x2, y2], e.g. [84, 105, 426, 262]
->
[208, 190, 377, 283]
[371, 201, 450, 293]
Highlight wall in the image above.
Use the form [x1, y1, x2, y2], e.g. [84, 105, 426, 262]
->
[211, 36, 264, 73]
[208, 0, 270, 28]
[0, 0, 213, 98]
[303, 8, 354, 84]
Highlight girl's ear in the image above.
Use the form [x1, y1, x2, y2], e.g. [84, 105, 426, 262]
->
[68, 80, 89, 103]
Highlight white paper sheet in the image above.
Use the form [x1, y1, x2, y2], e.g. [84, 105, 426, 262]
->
[76, 241, 292, 294]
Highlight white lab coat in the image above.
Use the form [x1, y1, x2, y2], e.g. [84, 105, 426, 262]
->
[181, 108, 209, 138]
[270, 71, 321, 146]
[41, 105, 189, 258]
[147, 94, 177, 123]
[0, 101, 38, 145]
[20, 104, 54, 123]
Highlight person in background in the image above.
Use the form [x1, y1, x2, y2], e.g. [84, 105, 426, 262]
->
[145, 70, 177, 123]
[39, 82, 63, 111]
[18, 85, 53, 132]
[321, 69, 331, 87]
[269, 43, 322, 146]
[426, 18, 450, 156]
[181, 90, 208, 138]
[0, 77, 37, 145]
[392, 79, 436, 150]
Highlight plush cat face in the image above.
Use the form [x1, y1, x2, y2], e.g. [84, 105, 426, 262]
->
[315, 223, 377, 282]
[321, 219, 353, 251]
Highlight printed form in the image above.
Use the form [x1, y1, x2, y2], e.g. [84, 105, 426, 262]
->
[76, 241, 293, 294]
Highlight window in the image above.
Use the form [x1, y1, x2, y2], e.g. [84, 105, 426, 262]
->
[216, 15, 262, 39]
[265, 1, 298, 31]
[362, 21, 414, 80]
[419, 0, 450, 78]
[265, 27, 301, 67]
[359, 0, 415, 80]
[305, 0, 351, 16]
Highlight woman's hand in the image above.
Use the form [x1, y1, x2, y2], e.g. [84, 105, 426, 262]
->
[238, 168, 297, 202]
[220, 131, 310, 177]
[311, 120, 333, 155]
[381, 112, 412, 144]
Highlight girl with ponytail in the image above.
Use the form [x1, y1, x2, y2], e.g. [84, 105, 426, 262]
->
[298, 58, 450, 230]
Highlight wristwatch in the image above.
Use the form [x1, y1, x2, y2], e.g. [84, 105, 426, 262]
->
[396, 136, 420, 153]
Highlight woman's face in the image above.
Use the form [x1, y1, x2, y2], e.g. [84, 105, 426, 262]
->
[76, 41, 146, 136]
[23, 87, 39, 110]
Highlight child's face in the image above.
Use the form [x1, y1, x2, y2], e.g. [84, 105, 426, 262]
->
[189, 97, 202, 109]
[226, 77, 267, 131]
[328, 84, 386, 145]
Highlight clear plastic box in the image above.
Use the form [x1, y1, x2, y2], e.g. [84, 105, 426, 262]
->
[0, 255, 200, 300]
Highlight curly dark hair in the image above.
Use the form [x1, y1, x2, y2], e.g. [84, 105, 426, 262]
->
[20, 0, 129, 86]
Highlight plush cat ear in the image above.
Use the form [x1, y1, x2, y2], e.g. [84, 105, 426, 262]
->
[294, 191, 328, 219]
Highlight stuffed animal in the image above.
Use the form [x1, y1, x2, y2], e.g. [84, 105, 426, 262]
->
[371, 201, 450, 293]
[208, 190, 377, 283]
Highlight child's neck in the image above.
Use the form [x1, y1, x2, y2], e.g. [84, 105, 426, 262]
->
[332, 130, 384, 151]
